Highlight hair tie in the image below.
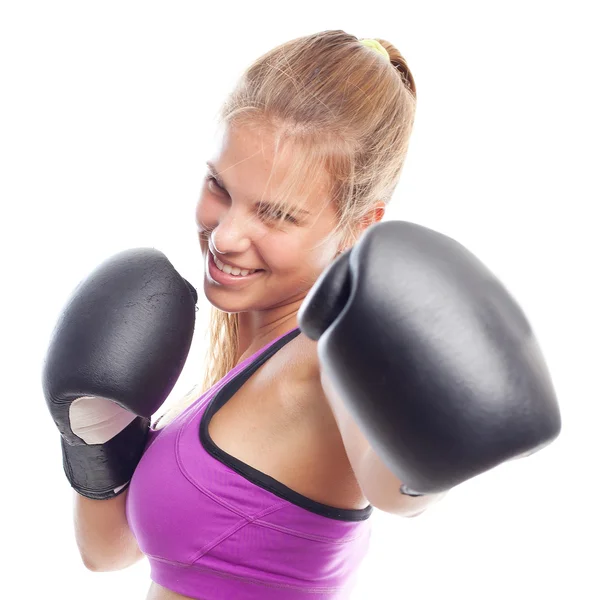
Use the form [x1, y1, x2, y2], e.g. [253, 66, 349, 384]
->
[359, 39, 390, 61]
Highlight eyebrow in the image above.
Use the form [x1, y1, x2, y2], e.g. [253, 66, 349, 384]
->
[206, 161, 311, 216]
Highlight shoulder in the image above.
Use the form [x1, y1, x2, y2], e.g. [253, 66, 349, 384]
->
[251, 328, 320, 380]
[282, 331, 322, 386]
[262, 330, 329, 412]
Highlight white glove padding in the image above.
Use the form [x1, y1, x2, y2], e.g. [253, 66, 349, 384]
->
[70, 396, 138, 445]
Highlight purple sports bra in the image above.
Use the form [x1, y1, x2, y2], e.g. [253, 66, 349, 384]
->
[126, 327, 373, 599]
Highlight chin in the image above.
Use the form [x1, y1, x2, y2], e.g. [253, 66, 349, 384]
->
[202, 279, 251, 311]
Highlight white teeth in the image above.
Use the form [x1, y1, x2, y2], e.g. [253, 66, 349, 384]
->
[214, 256, 256, 277]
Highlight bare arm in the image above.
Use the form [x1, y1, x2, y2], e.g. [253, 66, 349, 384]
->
[73, 488, 145, 571]
[320, 368, 446, 517]
[354, 445, 446, 517]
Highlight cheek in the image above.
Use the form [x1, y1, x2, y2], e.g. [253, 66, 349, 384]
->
[253, 237, 298, 272]
[276, 238, 336, 275]
[307, 238, 339, 271]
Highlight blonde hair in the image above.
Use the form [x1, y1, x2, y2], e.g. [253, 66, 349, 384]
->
[155, 30, 416, 429]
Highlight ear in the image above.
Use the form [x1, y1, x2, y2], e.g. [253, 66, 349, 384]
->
[353, 201, 386, 241]
[359, 201, 386, 231]
[336, 201, 386, 255]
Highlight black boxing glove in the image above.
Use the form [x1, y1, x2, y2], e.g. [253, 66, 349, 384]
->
[42, 248, 197, 500]
[299, 221, 561, 496]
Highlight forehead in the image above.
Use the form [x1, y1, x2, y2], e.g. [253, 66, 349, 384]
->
[209, 123, 333, 210]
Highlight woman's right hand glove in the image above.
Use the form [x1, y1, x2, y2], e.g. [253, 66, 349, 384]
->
[42, 248, 198, 500]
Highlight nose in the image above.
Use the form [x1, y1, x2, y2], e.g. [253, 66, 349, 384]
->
[210, 209, 252, 257]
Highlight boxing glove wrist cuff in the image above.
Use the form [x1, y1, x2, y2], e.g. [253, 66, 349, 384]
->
[399, 483, 425, 497]
[61, 416, 150, 500]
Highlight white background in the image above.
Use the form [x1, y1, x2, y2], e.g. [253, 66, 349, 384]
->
[1, 1, 598, 598]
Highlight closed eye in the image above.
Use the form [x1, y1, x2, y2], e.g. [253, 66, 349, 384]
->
[205, 175, 299, 225]
[257, 205, 299, 225]
[205, 174, 226, 194]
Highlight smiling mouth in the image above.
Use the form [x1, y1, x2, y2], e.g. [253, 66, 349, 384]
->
[207, 251, 266, 282]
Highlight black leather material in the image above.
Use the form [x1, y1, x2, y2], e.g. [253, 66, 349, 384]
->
[297, 250, 352, 341]
[43, 248, 197, 498]
[298, 220, 562, 495]
[60, 417, 150, 499]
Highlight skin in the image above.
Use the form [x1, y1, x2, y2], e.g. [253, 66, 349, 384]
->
[196, 122, 385, 361]
[145, 122, 385, 600]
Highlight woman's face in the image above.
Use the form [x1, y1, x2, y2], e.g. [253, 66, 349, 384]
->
[195, 123, 343, 316]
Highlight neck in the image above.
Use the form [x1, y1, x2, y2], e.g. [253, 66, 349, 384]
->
[235, 302, 303, 365]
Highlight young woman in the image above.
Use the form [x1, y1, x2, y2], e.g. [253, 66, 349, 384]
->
[46, 29, 559, 600]
[73, 30, 426, 600]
